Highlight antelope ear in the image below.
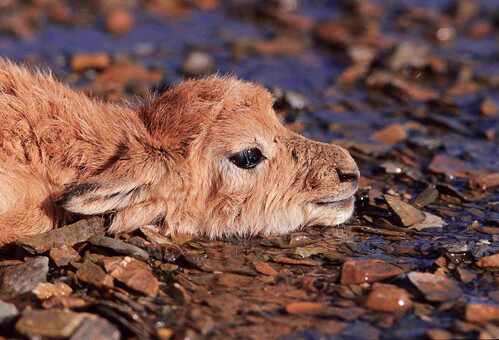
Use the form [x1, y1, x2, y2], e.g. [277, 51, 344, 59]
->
[57, 160, 161, 215]
[57, 181, 151, 215]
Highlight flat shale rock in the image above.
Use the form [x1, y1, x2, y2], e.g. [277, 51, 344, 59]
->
[71, 53, 110, 72]
[88, 235, 149, 261]
[464, 303, 499, 325]
[407, 272, 462, 302]
[409, 212, 446, 230]
[341, 259, 407, 284]
[0, 300, 17, 323]
[476, 253, 499, 268]
[427, 155, 475, 178]
[69, 315, 120, 340]
[285, 302, 327, 315]
[16, 217, 105, 254]
[0, 257, 49, 297]
[16, 310, 86, 338]
[101, 256, 159, 297]
[364, 283, 413, 313]
[370, 124, 408, 144]
[76, 260, 113, 288]
[50, 245, 81, 266]
[384, 195, 426, 227]
[252, 261, 278, 276]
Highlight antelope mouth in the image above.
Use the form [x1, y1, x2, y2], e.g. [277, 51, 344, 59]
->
[312, 195, 355, 206]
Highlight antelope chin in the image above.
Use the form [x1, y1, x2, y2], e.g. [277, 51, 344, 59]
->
[305, 195, 355, 227]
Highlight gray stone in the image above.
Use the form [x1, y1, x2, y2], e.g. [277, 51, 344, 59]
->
[0, 257, 49, 297]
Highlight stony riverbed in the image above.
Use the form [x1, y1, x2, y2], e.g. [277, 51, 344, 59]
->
[0, 0, 498, 339]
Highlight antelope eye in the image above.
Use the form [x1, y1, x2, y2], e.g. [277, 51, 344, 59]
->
[229, 148, 265, 169]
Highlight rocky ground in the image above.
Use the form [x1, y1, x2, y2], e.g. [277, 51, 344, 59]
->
[0, 0, 498, 339]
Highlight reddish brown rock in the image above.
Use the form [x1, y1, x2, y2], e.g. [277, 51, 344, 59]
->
[371, 124, 408, 144]
[464, 303, 499, 325]
[252, 262, 278, 276]
[456, 267, 476, 282]
[105, 10, 134, 35]
[407, 272, 462, 302]
[479, 96, 498, 117]
[384, 195, 426, 227]
[70, 315, 120, 340]
[428, 155, 475, 178]
[101, 256, 159, 297]
[41, 296, 86, 309]
[15, 310, 85, 338]
[341, 259, 407, 284]
[273, 257, 320, 266]
[92, 63, 163, 94]
[75, 260, 114, 289]
[364, 283, 413, 313]
[469, 173, 499, 190]
[49, 246, 80, 267]
[476, 253, 499, 268]
[16, 218, 104, 254]
[217, 274, 253, 287]
[366, 71, 438, 102]
[71, 53, 111, 72]
[285, 302, 327, 315]
[426, 329, 453, 340]
[33, 282, 72, 300]
[478, 227, 499, 235]
[0, 257, 49, 297]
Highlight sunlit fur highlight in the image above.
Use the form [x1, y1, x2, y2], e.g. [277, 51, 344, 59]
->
[0, 59, 359, 245]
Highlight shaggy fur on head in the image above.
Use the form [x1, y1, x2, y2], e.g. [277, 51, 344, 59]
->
[0, 59, 359, 245]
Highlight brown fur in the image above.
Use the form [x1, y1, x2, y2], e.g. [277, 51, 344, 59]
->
[0, 59, 359, 245]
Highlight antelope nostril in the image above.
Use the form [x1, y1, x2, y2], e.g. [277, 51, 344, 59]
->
[336, 168, 359, 183]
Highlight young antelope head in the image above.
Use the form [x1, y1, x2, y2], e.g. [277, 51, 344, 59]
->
[134, 77, 360, 238]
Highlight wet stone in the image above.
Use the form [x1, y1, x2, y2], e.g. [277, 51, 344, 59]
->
[324, 306, 367, 321]
[285, 302, 327, 315]
[409, 212, 446, 231]
[479, 96, 498, 117]
[88, 235, 149, 261]
[469, 172, 499, 190]
[464, 303, 499, 325]
[384, 194, 426, 227]
[341, 259, 407, 284]
[0, 300, 17, 324]
[252, 261, 278, 276]
[476, 253, 499, 268]
[456, 267, 476, 282]
[181, 51, 214, 77]
[105, 9, 134, 35]
[15, 310, 86, 338]
[69, 315, 120, 340]
[407, 272, 462, 302]
[0, 257, 49, 297]
[101, 256, 159, 297]
[75, 259, 114, 288]
[426, 329, 453, 340]
[217, 273, 253, 287]
[413, 186, 439, 208]
[16, 217, 105, 254]
[50, 245, 81, 266]
[427, 155, 475, 178]
[371, 124, 408, 144]
[364, 283, 413, 314]
[71, 53, 110, 72]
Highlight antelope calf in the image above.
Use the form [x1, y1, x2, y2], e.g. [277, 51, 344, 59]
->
[0, 59, 359, 245]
